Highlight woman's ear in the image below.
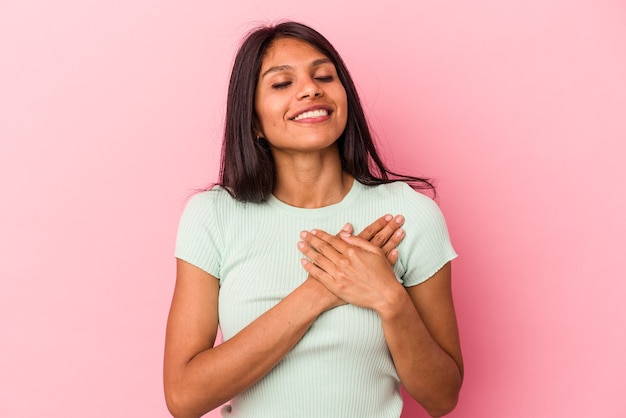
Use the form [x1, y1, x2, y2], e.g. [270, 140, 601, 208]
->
[253, 118, 265, 140]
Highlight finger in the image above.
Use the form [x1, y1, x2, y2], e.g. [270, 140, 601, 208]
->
[387, 248, 399, 267]
[337, 233, 381, 254]
[380, 228, 405, 257]
[297, 238, 339, 273]
[356, 214, 393, 241]
[369, 215, 405, 249]
[307, 229, 352, 256]
[339, 223, 353, 236]
[299, 229, 352, 271]
[300, 258, 336, 286]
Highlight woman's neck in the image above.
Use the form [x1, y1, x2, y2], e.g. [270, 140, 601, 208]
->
[271, 148, 354, 208]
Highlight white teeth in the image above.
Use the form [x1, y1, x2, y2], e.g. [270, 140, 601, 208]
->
[293, 109, 328, 121]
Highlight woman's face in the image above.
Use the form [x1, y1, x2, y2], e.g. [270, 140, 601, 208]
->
[254, 37, 348, 156]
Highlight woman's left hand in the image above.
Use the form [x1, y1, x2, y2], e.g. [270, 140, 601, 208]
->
[298, 228, 404, 313]
[299, 228, 464, 416]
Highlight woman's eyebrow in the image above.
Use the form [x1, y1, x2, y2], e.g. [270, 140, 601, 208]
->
[261, 58, 332, 79]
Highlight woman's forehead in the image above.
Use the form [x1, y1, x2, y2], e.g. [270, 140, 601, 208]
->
[260, 38, 331, 71]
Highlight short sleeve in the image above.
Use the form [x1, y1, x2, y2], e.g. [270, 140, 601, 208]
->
[174, 191, 223, 279]
[397, 184, 457, 287]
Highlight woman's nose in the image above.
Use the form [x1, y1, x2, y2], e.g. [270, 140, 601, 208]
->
[297, 77, 322, 100]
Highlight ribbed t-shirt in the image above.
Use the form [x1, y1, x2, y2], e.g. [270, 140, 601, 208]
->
[175, 180, 457, 418]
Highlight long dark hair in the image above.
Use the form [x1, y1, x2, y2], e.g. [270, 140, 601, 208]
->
[218, 21, 434, 203]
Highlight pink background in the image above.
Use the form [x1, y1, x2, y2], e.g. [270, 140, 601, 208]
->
[2, 1, 625, 417]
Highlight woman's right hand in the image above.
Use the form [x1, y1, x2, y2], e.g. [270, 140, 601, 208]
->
[312, 214, 406, 311]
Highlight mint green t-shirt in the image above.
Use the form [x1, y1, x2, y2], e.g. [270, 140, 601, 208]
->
[175, 180, 457, 418]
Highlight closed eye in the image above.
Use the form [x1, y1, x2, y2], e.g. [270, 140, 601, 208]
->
[272, 81, 292, 90]
[315, 76, 334, 82]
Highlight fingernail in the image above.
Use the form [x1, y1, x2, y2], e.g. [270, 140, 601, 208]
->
[300, 231, 307, 238]
[297, 241, 305, 249]
[395, 229, 404, 237]
[395, 215, 404, 223]
[384, 214, 392, 221]
[342, 223, 351, 232]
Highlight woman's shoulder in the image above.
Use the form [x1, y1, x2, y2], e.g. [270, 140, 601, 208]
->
[362, 181, 447, 227]
[181, 186, 267, 233]
[362, 181, 436, 206]
[184, 185, 245, 211]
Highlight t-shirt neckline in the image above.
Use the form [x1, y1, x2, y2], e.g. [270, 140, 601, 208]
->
[266, 179, 363, 219]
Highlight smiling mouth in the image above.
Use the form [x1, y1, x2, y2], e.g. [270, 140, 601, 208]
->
[292, 109, 330, 121]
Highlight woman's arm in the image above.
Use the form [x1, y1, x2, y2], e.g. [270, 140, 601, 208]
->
[164, 215, 406, 418]
[379, 262, 463, 416]
[164, 260, 338, 418]
[299, 230, 463, 417]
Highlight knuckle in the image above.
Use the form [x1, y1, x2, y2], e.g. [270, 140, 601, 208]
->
[387, 236, 400, 247]
[345, 248, 357, 257]
[316, 230, 329, 240]
[317, 241, 330, 253]
[360, 227, 374, 239]
[309, 252, 323, 265]
[380, 225, 394, 236]
[334, 274, 348, 286]
[371, 234, 384, 246]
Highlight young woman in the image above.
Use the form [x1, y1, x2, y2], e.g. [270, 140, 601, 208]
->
[164, 21, 463, 418]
